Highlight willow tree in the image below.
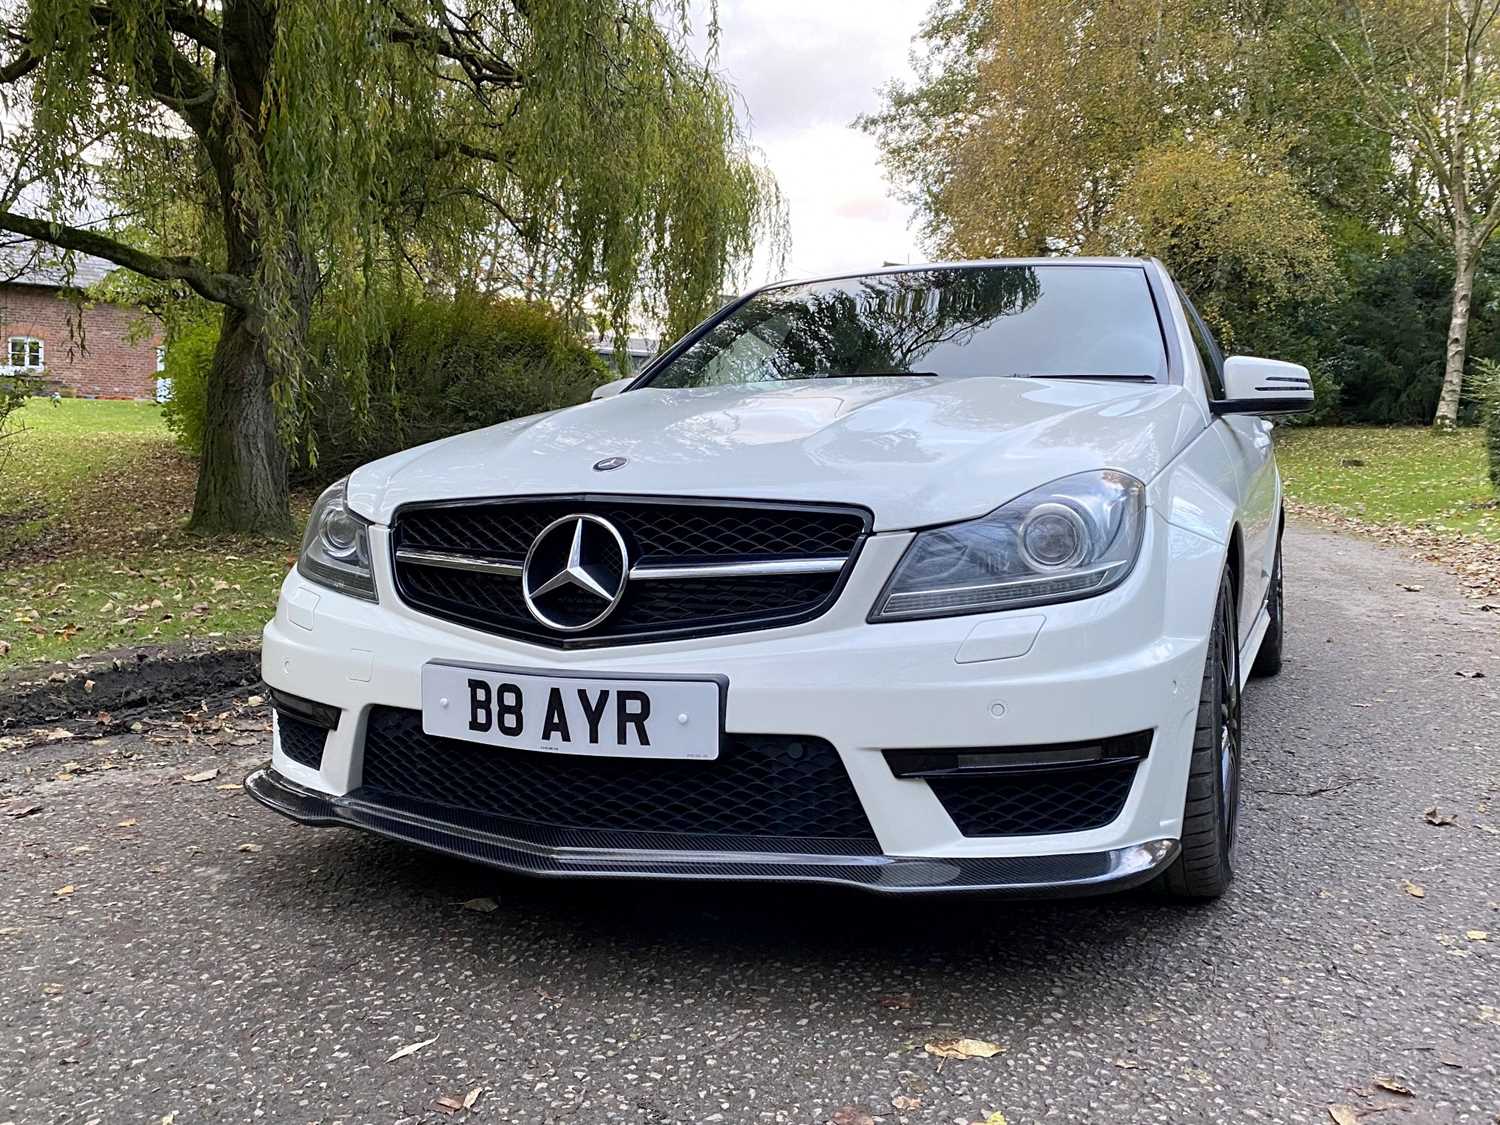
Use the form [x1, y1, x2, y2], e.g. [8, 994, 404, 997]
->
[0, 0, 779, 533]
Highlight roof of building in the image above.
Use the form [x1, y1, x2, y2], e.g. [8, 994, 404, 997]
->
[0, 239, 117, 290]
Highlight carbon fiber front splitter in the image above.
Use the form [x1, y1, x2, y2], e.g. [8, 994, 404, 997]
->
[244, 765, 1178, 896]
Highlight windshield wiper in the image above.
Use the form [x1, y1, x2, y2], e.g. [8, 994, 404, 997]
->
[1013, 373, 1159, 382]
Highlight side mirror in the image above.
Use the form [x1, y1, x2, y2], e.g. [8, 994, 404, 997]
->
[1210, 356, 1314, 416]
[590, 376, 633, 402]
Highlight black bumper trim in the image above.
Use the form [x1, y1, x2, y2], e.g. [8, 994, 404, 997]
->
[245, 765, 1179, 896]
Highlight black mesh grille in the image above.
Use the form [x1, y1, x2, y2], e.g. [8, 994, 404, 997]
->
[391, 497, 868, 648]
[929, 763, 1138, 837]
[277, 714, 327, 770]
[358, 706, 876, 844]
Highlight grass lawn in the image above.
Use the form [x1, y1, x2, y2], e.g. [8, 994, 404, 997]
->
[1, 398, 298, 669]
[1275, 425, 1499, 541]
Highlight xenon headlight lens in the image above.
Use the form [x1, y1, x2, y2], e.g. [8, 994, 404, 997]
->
[297, 478, 378, 601]
[871, 470, 1145, 621]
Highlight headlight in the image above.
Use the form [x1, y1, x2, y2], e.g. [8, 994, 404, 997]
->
[297, 478, 378, 601]
[871, 470, 1145, 621]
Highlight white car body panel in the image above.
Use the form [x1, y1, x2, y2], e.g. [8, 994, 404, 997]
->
[253, 256, 1298, 895]
[346, 377, 1207, 533]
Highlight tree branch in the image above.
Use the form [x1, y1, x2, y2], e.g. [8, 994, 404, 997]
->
[0, 210, 249, 308]
[0, 49, 41, 85]
[162, 1, 222, 51]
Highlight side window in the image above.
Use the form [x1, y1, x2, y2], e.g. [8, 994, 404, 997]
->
[1175, 286, 1225, 399]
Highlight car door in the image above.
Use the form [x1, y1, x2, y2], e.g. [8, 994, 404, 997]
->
[1176, 287, 1277, 644]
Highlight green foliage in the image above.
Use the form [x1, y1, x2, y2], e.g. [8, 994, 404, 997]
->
[1474, 359, 1500, 487]
[1107, 139, 1336, 350]
[158, 321, 220, 455]
[298, 291, 607, 483]
[0, 376, 27, 470]
[161, 291, 607, 482]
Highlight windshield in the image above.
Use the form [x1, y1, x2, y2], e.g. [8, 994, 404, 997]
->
[643, 264, 1168, 389]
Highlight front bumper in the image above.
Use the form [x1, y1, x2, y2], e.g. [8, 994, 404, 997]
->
[255, 511, 1228, 887]
[245, 766, 1179, 895]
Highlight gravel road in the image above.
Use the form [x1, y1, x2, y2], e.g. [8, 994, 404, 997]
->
[2, 522, 1497, 1125]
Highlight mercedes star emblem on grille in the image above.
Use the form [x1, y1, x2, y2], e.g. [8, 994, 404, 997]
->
[521, 514, 630, 631]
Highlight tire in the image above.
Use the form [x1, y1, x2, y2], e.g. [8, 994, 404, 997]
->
[1153, 569, 1241, 902]
[1251, 531, 1284, 678]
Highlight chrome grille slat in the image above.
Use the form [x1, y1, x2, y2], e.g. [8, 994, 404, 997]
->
[390, 496, 869, 649]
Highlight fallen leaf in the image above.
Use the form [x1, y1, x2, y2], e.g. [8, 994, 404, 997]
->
[878, 993, 914, 1009]
[435, 1095, 464, 1114]
[461, 897, 499, 913]
[1465, 930, 1489, 941]
[1397, 583, 1424, 592]
[1423, 807, 1459, 827]
[829, 1107, 877, 1125]
[215, 783, 244, 791]
[1372, 1075, 1413, 1096]
[462, 1087, 483, 1110]
[236, 843, 263, 853]
[83, 679, 95, 693]
[1328, 1106, 1361, 1125]
[891, 1095, 921, 1112]
[53, 884, 75, 897]
[924, 1037, 1004, 1060]
[386, 1035, 438, 1062]
[1402, 880, 1425, 898]
[978, 1115, 1008, 1125]
[116, 818, 138, 828]
[247, 694, 265, 707]
[1111, 1057, 1142, 1069]
[182, 768, 220, 783]
[4, 801, 41, 819]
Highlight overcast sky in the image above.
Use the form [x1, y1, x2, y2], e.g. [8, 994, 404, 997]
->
[692, 0, 927, 286]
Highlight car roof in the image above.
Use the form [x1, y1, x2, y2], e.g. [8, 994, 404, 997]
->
[765, 256, 1158, 291]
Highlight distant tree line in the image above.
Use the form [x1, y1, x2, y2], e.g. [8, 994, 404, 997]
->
[861, 0, 1500, 429]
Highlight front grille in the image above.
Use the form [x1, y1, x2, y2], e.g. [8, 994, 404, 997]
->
[928, 762, 1139, 837]
[277, 714, 327, 770]
[391, 496, 869, 648]
[357, 706, 877, 847]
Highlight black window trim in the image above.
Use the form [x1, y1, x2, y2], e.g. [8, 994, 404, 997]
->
[1173, 282, 1226, 399]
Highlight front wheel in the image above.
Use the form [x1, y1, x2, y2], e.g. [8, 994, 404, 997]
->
[1153, 568, 1242, 902]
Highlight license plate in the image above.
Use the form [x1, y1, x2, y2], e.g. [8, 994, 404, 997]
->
[420, 662, 724, 760]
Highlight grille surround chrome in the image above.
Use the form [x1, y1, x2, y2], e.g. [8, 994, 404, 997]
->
[389, 494, 871, 648]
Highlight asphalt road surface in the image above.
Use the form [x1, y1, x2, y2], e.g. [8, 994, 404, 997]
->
[2, 523, 1497, 1125]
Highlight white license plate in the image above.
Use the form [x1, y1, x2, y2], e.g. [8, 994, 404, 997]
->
[420, 662, 723, 760]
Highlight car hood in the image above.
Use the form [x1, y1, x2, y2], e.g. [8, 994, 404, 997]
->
[347, 376, 1206, 532]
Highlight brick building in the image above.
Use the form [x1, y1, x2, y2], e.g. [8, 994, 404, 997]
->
[0, 243, 163, 399]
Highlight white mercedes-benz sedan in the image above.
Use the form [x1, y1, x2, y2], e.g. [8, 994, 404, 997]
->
[247, 257, 1312, 899]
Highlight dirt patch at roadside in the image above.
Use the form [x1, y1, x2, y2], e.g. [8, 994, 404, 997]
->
[1, 640, 261, 731]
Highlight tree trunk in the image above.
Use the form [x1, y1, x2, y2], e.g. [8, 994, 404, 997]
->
[1436, 238, 1477, 429]
[188, 303, 293, 536]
